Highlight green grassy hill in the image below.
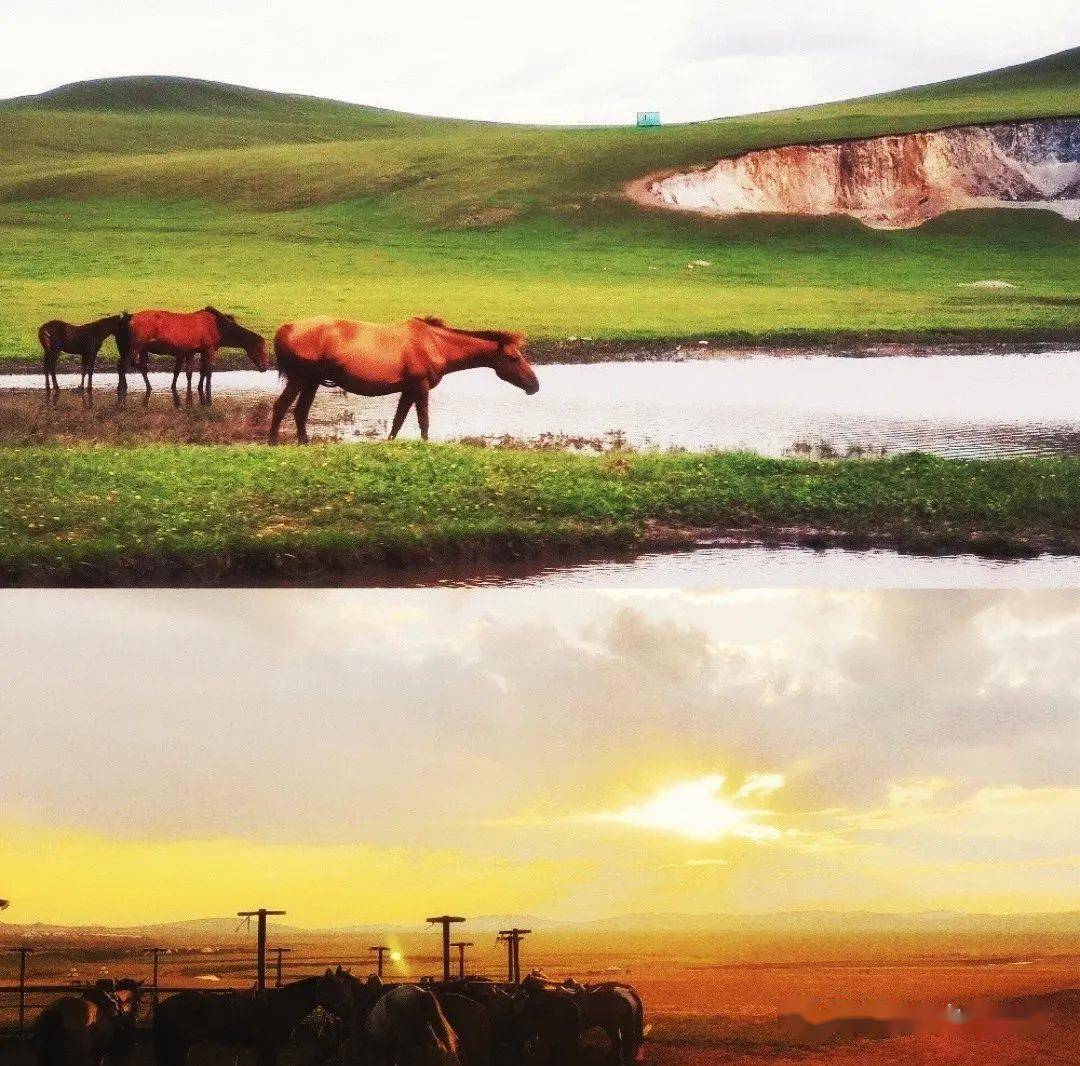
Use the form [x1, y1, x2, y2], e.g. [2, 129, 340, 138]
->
[0, 49, 1077, 359]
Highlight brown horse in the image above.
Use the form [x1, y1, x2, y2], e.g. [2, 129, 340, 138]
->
[35, 979, 144, 1066]
[124, 307, 269, 398]
[38, 314, 131, 393]
[269, 315, 539, 444]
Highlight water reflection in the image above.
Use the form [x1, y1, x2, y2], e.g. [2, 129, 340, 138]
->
[4, 352, 1079, 458]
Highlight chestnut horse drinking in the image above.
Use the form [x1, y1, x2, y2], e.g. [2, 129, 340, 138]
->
[124, 307, 269, 398]
[270, 315, 539, 444]
[38, 314, 131, 393]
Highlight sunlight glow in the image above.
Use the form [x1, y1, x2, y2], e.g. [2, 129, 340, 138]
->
[587, 773, 785, 843]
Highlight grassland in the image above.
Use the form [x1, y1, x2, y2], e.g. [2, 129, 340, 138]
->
[0, 48, 1078, 358]
[2, 442, 1078, 584]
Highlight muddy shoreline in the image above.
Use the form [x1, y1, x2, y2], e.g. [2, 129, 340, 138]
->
[2, 332, 1079, 374]
[5, 523, 1077, 589]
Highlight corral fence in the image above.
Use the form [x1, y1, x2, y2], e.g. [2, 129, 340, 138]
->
[1, 964, 507, 1037]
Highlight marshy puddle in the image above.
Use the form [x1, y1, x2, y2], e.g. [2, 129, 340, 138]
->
[4, 350, 1080, 457]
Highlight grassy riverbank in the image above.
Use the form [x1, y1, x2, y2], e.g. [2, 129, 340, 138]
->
[0, 49, 1077, 358]
[2, 444, 1078, 585]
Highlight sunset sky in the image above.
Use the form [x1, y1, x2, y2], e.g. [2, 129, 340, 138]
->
[1, 589, 1077, 928]
[4, 2, 1079, 123]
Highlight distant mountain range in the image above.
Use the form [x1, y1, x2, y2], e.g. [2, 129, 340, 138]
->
[4, 909, 1080, 945]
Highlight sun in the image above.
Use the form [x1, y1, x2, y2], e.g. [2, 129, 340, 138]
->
[587, 773, 784, 843]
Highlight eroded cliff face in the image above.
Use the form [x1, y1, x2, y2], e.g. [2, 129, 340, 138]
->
[632, 119, 1080, 229]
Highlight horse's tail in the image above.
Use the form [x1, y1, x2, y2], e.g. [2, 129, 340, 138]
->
[422, 994, 460, 1066]
[274, 324, 306, 381]
[33, 1006, 66, 1066]
[274, 324, 335, 387]
[38, 321, 61, 353]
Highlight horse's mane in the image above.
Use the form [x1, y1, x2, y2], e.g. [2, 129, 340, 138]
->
[419, 316, 524, 348]
[204, 307, 262, 345]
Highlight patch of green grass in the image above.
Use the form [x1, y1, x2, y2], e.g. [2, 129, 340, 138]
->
[1, 199, 1077, 358]
[0, 52, 1077, 357]
[2, 445, 1078, 584]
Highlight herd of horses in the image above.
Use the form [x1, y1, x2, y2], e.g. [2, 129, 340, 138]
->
[32, 969, 643, 1066]
[36, 308, 540, 442]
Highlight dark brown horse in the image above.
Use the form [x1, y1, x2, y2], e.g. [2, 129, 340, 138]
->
[124, 307, 269, 399]
[38, 314, 131, 393]
[270, 315, 539, 444]
[35, 978, 144, 1066]
[152, 970, 351, 1066]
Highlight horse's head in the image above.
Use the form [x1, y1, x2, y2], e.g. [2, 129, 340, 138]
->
[316, 966, 355, 1021]
[207, 308, 270, 372]
[113, 979, 144, 1015]
[493, 333, 539, 395]
[204, 308, 267, 371]
[246, 334, 271, 372]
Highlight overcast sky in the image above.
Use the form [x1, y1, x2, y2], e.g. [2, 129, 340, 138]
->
[2, 589, 1078, 926]
[3, 2, 1078, 122]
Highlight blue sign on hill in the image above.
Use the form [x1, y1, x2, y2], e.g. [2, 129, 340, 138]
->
[636, 111, 661, 127]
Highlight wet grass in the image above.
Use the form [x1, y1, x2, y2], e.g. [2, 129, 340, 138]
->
[1, 444, 1078, 585]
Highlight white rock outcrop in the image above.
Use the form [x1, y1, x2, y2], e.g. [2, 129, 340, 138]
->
[632, 119, 1080, 229]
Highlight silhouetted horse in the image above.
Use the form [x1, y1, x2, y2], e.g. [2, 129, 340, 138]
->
[270, 315, 539, 444]
[124, 307, 268, 399]
[565, 982, 641, 1065]
[435, 994, 490, 1066]
[38, 314, 131, 393]
[514, 978, 580, 1066]
[152, 970, 351, 1066]
[364, 983, 461, 1066]
[438, 981, 516, 1064]
[35, 978, 144, 1066]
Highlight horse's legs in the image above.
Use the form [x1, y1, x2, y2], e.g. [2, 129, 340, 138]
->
[118, 342, 138, 394]
[138, 353, 152, 392]
[42, 345, 60, 393]
[269, 379, 302, 444]
[388, 390, 415, 440]
[84, 343, 101, 393]
[185, 354, 195, 392]
[293, 382, 319, 445]
[414, 385, 430, 441]
[171, 355, 183, 392]
[199, 348, 216, 404]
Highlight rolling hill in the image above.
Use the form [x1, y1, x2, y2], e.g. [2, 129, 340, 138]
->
[0, 48, 1077, 359]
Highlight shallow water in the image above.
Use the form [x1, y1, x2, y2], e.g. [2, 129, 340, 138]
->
[421, 545, 1080, 589]
[6, 351, 1080, 457]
